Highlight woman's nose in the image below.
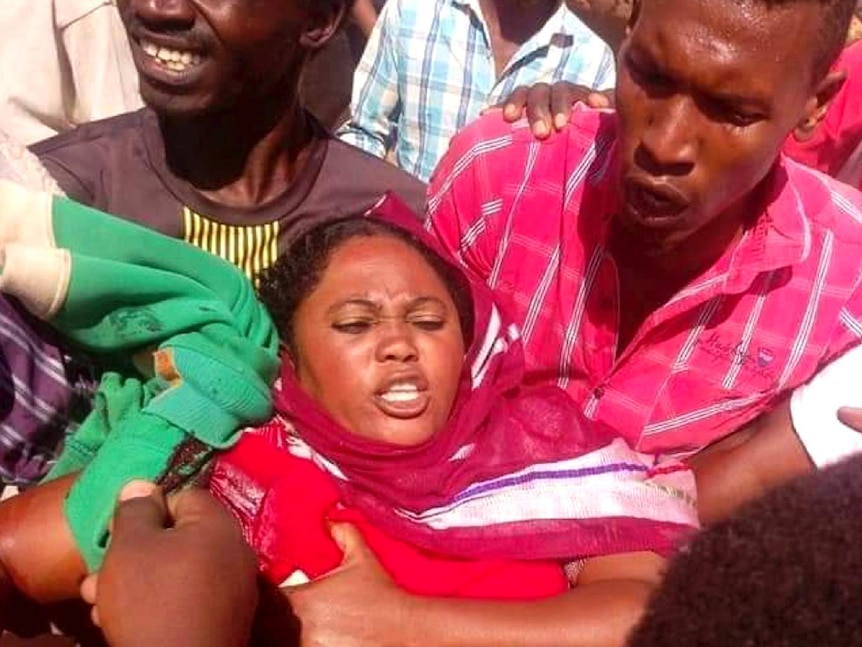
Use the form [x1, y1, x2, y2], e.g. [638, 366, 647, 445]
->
[375, 322, 419, 363]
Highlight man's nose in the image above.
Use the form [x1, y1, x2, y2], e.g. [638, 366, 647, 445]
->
[130, 0, 195, 30]
[375, 322, 419, 363]
[637, 96, 697, 176]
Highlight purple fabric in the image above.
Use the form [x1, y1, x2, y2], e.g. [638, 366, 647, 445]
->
[0, 295, 92, 484]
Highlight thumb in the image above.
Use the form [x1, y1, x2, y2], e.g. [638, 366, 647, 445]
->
[110, 480, 170, 543]
[838, 407, 862, 433]
[119, 479, 158, 502]
[330, 523, 371, 564]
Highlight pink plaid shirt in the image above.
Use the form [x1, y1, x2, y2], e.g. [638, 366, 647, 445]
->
[427, 107, 862, 456]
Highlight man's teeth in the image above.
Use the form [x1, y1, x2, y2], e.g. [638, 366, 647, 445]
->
[380, 384, 420, 403]
[141, 40, 202, 72]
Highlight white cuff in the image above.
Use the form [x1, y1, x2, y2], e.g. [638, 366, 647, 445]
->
[0, 244, 70, 319]
[0, 179, 56, 249]
[790, 344, 862, 468]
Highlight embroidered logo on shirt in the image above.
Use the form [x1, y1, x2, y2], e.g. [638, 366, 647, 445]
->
[698, 332, 777, 382]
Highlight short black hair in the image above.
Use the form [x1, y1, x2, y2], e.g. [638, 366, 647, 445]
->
[628, 453, 862, 647]
[256, 217, 475, 354]
[756, 0, 855, 78]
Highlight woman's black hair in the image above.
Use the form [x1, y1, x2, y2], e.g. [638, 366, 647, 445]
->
[257, 216, 475, 353]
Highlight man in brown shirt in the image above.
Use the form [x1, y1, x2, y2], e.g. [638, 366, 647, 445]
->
[1, 0, 424, 489]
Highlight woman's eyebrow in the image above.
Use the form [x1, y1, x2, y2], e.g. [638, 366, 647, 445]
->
[326, 298, 380, 316]
[407, 296, 448, 310]
[326, 296, 448, 317]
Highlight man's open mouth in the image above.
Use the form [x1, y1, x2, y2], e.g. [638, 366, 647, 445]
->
[139, 39, 203, 73]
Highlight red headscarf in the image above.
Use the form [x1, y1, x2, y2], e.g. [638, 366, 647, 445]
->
[268, 194, 698, 561]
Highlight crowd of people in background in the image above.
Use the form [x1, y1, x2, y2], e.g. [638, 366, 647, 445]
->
[1, 0, 862, 645]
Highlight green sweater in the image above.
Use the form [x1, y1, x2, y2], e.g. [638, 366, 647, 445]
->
[0, 180, 279, 569]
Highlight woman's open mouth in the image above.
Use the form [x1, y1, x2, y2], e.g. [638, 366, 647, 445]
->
[374, 382, 431, 419]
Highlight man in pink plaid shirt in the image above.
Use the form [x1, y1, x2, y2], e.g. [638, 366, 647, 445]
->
[281, 1, 862, 646]
[427, 0, 862, 523]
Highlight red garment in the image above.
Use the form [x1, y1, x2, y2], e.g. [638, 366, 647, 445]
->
[783, 41, 862, 189]
[210, 421, 569, 599]
[427, 106, 862, 458]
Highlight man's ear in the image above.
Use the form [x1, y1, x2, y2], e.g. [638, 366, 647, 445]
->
[794, 68, 847, 142]
[299, 2, 347, 51]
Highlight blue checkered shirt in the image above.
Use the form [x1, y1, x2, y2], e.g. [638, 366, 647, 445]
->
[338, 0, 616, 182]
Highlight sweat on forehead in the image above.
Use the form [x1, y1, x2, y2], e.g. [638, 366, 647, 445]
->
[635, 0, 855, 80]
[256, 217, 475, 351]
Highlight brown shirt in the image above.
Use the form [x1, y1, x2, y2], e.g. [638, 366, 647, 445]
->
[32, 108, 426, 279]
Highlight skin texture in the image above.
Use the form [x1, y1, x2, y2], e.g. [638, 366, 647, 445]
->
[692, 402, 862, 525]
[289, 235, 466, 446]
[114, 0, 345, 208]
[0, 475, 84, 605]
[689, 400, 813, 525]
[80, 482, 258, 647]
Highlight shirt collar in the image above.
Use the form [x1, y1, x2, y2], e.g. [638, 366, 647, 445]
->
[721, 155, 812, 295]
[449, 1, 579, 52]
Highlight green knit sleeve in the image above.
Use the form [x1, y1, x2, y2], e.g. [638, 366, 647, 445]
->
[32, 197, 281, 570]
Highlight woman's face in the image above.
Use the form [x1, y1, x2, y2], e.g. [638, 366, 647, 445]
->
[290, 234, 466, 445]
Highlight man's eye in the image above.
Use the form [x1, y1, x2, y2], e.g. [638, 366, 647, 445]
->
[709, 102, 763, 128]
[626, 56, 670, 89]
[332, 320, 373, 334]
[726, 111, 762, 128]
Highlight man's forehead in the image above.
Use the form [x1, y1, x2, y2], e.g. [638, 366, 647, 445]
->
[638, 0, 820, 45]
[633, 0, 819, 93]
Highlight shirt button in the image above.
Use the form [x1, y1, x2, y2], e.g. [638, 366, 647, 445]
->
[593, 386, 605, 399]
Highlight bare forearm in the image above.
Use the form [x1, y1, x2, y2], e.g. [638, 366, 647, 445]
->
[400, 580, 652, 647]
[0, 474, 86, 603]
[690, 402, 813, 525]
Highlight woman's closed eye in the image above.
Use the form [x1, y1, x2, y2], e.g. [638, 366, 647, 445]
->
[332, 318, 376, 334]
[410, 317, 446, 331]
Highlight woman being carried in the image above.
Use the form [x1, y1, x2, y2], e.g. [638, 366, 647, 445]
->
[0, 184, 697, 643]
